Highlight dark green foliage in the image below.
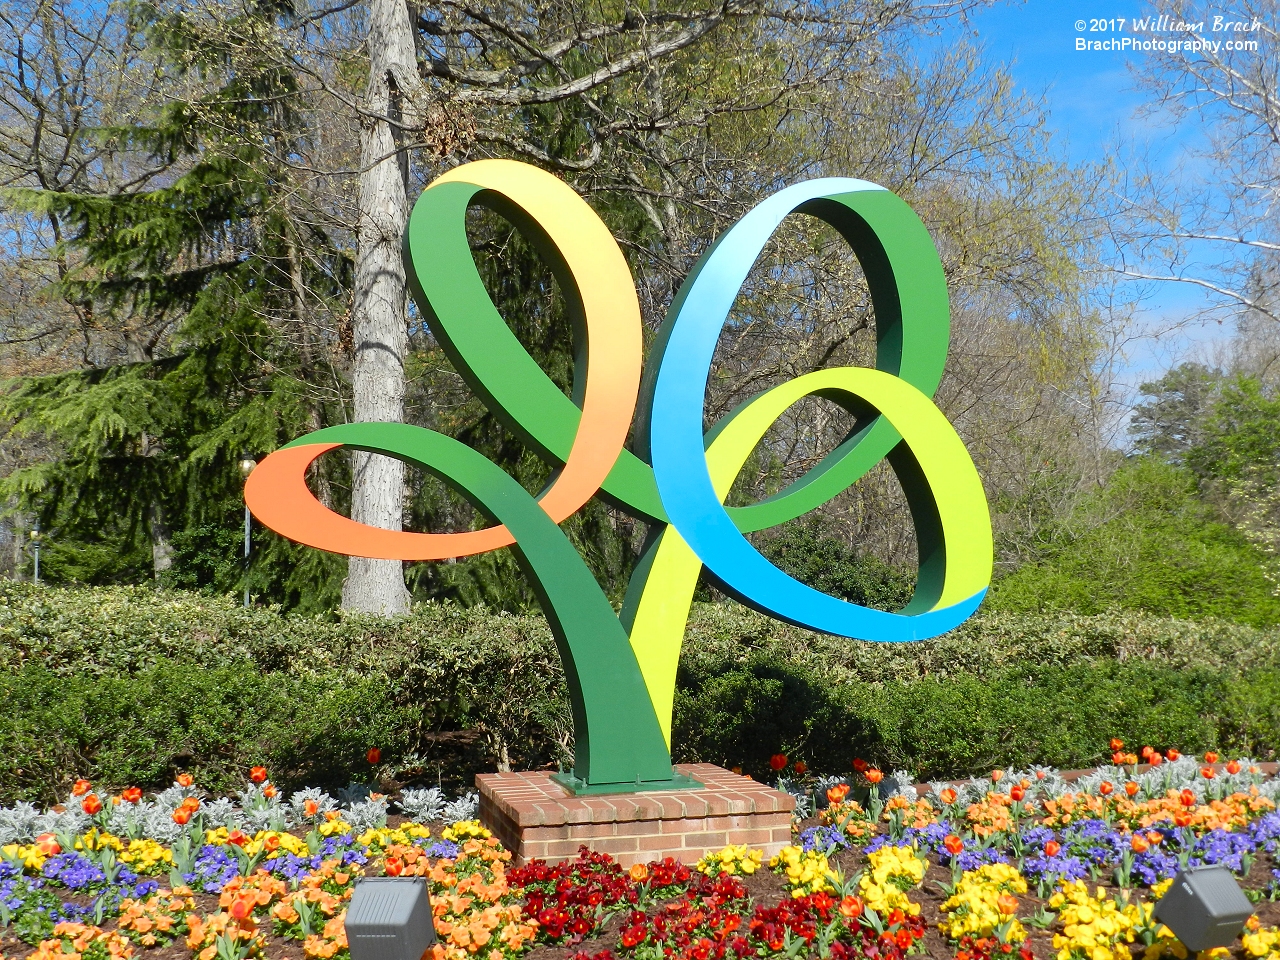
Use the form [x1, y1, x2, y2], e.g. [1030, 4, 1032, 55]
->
[1, 583, 1278, 801]
[758, 518, 914, 611]
[0, 1, 348, 606]
[1130, 362, 1224, 462]
[673, 654, 1242, 781]
[988, 456, 1280, 626]
[0, 661, 412, 801]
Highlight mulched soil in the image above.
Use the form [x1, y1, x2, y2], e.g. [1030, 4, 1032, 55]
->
[2, 816, 1278, 959]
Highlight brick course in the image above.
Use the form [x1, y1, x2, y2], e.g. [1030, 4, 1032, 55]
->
[476, 763, 795, 868]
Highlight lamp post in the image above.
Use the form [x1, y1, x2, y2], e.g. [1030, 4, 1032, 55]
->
[28, 526, 42, 585]
[239, 457, 257, 607]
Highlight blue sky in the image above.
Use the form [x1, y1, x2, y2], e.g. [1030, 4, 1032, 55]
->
[948, 0, 1234, 394]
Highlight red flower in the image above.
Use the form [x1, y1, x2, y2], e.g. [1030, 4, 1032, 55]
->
[852, 758, 868, 773]
[81, 793, 102, 815]
[1204, 751, 1219, 764]
[1179, 789, 1196, 807]
[1010, 785, 1025, 802]
[1166, 749, 1180, 761]
[176, 773, 194, 788]
[944, 835, 964, 855]
[229, 897, 253, 921]
[72, 779, 91, 797]
[769, 754, 788, 772]
[1150, 753, 1163, 766]
[865, 768, 884, 784]
[1141, 745, 1155, 759]
[793, 760, 807, 776]
[620, 927, 645, 948]
[227, 829, 249, 847]
[249, 766, 268, 784]
[1110, 738, 1124, 751]
[1226, 760, 1242, 775]
[1174, 812, 1193, 827]
[35, 833, 60, 856]
[121, 787, 142, 804]
[839, 896, 863, 920]
[826, 784, 849, 805]
[172, 808, 192, 825]
[1098, 781, 1113, 796]
[304, 798, 319, 817]
[1043, 840, 1061, 858]
[1112, 752, 1126, 765]
[367, 747, 382, 765]
[384, 856, 403, 876]
[1201, 766, 1216, 779]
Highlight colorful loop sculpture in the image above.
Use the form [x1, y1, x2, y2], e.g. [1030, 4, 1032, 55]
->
[246, 159, 993, 792]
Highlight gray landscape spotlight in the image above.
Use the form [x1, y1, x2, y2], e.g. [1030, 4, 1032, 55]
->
[1152, 864, 1254, 952]
[345, 877, 437, 960]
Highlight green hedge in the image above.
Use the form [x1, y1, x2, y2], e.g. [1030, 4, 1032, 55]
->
[0, 583, 1277, 802]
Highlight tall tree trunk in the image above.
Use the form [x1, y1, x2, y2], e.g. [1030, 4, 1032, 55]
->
[342, 0, 415, 614]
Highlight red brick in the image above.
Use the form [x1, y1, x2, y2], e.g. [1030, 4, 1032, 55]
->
[637, 834, 676, 851]
[682, 831, 728, 850]
[565, 822, 618, 839]
[592, 836, 639, 855]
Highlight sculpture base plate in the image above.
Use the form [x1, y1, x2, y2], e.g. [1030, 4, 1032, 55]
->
[477, 763, 795, 867]
[548, 770, 704, 796]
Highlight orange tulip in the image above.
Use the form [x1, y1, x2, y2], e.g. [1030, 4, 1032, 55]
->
[1125, 781, 1139, 797]
[1043, 840, 1061, 858]
[940, 787, 957, 804]
[227, 829, 249, 847]
[1166, 749, 1180, 762]
[1179, 789, 1196, 807]
[263, 783, 278, 799]
[629, 863, 649, 882]
[1010, 785, 1026, 802]
[384, 856, 403, 877]
[769, 754, 788, 772]
[1174, 812, 1193, 828]
[944, 835, 964, 855]
[1141, 745, 1155, 759]
[81, 793, 102, 815]
[865, 768, 884, 785]
[229, 898, 253, 921]
[826, 784, 850, 805]
[1130, 835, 1150, 854]
[367, 747, 382, 765]
[176, 773, 194, 788]
[990, 769, 1004, 783]
[1110, 738, 1125, 751]
[35, 833, 60, 856]
[1098, 781, 1113, 796]
[181, 796, 201, 811]
[839, 896, 864, 920]
[304, 798, 319, 817]
[172, 808, 192, 825]
[1203, 751, 1219, 764]
[997, 895, 1018, 916]
[1226, 760, 1242, 775]
[72, 779, 91, 796]
[122, 787, 142, 804]
[249, 766, 268, 783]
[1112, 752, 1126, 765]
[793, 761, 808, 776]
[1201, 766, 1216, 779]
[1149, 753, 1163, 767]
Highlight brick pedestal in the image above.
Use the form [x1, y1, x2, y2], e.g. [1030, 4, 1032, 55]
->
[476, 763, 795, 867]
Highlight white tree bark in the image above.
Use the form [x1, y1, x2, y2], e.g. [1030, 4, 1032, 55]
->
[342, 0, 416, 615]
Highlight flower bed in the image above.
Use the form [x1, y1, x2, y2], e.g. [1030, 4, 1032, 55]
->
[1, 743, 1280, 959]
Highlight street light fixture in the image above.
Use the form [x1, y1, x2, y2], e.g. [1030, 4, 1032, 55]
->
[28, 526, 43, 585]
[239, 457, 257, 607]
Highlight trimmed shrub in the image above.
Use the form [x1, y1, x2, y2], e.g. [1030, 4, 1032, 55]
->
[0, 582, 1277, 801]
